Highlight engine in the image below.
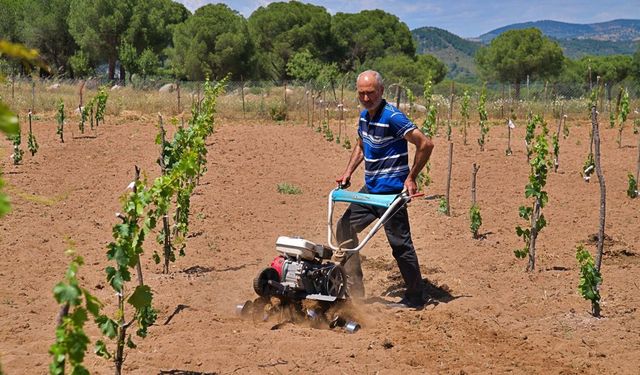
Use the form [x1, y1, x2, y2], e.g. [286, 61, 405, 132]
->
[253, 236, 347, 301]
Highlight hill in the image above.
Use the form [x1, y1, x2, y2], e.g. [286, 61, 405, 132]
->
[412, 26, 481, 81]
[413, 20, 640, 81]
[478, 19, 640, 42]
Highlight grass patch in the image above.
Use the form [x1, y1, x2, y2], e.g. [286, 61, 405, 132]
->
[277, 183, 302, 195]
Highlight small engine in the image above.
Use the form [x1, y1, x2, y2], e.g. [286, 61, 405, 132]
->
[253, 236, 347, 301]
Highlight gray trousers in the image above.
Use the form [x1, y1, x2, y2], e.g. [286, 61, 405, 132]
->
[335, 187, 425, 302]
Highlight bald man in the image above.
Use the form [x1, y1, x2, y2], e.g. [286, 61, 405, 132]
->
[335, 70, 434, 308]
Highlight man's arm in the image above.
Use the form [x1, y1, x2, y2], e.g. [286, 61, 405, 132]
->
[404, 129, 434, 195]
[337, 137, 364, 186]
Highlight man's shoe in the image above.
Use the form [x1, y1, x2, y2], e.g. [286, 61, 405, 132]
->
[387, 297, 426, 310]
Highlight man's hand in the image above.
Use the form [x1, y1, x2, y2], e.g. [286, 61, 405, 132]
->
[404, 178, 418, 196]
[336, 173, 351, 188]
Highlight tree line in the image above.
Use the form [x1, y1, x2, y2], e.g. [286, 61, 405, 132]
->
[0, 0, 446, 85]
[1, 0, 639, 93]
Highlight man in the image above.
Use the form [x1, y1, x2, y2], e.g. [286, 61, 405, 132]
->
[335, 70, 434, 308]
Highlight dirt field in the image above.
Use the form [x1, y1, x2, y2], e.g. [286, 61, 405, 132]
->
[1, 108, 639, 374]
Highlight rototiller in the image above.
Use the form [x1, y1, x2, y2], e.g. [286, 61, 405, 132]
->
[238, 183, 419, 331]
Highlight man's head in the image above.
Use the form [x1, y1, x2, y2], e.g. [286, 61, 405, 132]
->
[357, 70, 384, 114]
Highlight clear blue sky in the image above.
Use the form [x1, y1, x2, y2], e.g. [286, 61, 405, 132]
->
[176, 0, 639, 38]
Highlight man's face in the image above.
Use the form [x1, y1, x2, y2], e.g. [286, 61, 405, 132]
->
[357, 74, 383, 112]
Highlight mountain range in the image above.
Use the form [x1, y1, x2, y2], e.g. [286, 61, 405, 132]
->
[412, 19, 640, 81]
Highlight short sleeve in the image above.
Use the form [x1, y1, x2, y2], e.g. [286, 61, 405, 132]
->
[389, 111, 417, 138]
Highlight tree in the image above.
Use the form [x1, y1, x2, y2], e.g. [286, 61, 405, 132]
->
[248, 1, 333, 80]
[125, 0, 189, 59]
[169, 4, 253, 80]
[286, 50, 322, 81]
[476, 28, 564, 98]
[331, 10, 416, 71]
[118, 41, 138, 82]
[632, 45, 640, 82]
[0, 0, 23, 43]
[20, 0, 77, 76]
[138, 48, 159, 78]
[368, 54, 446, 86]
[579, 55, 632, 99]
[68, 0, 134, 80]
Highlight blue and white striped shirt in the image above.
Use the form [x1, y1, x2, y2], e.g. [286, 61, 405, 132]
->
[357, 100, 417, 194]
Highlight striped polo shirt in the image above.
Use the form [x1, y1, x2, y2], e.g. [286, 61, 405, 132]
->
[358, 100, 417, 194]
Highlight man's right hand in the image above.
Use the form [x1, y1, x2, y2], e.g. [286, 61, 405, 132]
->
[336, 174, 351, 189]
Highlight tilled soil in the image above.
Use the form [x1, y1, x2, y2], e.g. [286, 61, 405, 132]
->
[1, 111, 639, 374]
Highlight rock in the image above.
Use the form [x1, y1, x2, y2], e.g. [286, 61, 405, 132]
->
[159, 83, 177, 93]
[47, 83, 60, 90]
[110, 84, 122, 91]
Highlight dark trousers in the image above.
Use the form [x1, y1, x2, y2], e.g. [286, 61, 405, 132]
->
[335, 187, 424, 302]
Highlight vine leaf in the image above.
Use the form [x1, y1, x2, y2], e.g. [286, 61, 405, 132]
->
[128, 285, 153, 309]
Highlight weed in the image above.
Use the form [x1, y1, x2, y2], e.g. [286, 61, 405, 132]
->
[277, 183, 302, 195]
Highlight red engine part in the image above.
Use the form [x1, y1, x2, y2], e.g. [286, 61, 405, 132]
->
[270, 256, 285, 279]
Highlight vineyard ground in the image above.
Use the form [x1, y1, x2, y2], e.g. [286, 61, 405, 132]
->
[0, 111, 639, 374]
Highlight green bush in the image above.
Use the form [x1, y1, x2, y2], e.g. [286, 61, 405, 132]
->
[269, 102, 287, 121]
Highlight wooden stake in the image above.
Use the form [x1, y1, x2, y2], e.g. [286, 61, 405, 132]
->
[471, 163, 479, 206]
[447, 82, 455, 142]
[176, 80, 181, 114]
[445, 142, 453, 216]
[554, 105, 564, 172]
[591, 105, 606, 318]
[240, 77, 246, 119]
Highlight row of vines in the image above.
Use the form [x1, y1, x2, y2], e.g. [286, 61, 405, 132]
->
[49, 79, 227, 375]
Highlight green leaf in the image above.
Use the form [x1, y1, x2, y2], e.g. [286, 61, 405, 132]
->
[94, 340, 111, 359]
[53, 282, 81, 305]
[536, 214, 547, 231]
[96, 315, 118, 339]
[105, 266, 124, 291]
[69, 307, 88, 327]
[152, 251, 161, 264]
[0, 102, 19, 136]
[126, 334, 137, 349]
[83, 290, 102, 317]
[127, 285, 153, 309]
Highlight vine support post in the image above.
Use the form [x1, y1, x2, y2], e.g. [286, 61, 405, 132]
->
[554, 105, 564, 172]
[176, 80, 181, 114]
[445, 142, 453, 216]
[311, 88, 315, 129]
[447, 82, 454, 142]
[506, 120, 512, 156]
[338, 82, 344, 141]
[133, 166, 144, 286]
[283, 81, 287, 108]
[635, 133, 640, 190]
[157, 115, 173, 275]
[471, 163, 479, 206]
[31, 80, 35, 112]
[240, 77, 245, 119]
[304, 83, 313, 127]
[28, 109, 32, 136]
[527, 200, 541, 272]
[591, 105, 606, 317]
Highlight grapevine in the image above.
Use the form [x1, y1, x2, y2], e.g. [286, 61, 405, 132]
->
[55, 99, 65, 143]
[477, 85, 488, 151]
[515, 116, 551, 271]
[576, 244, 602, 317]
[49, 250, 104, 375]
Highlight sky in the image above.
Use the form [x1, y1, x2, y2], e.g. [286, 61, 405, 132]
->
[176, 0, 639, 38]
